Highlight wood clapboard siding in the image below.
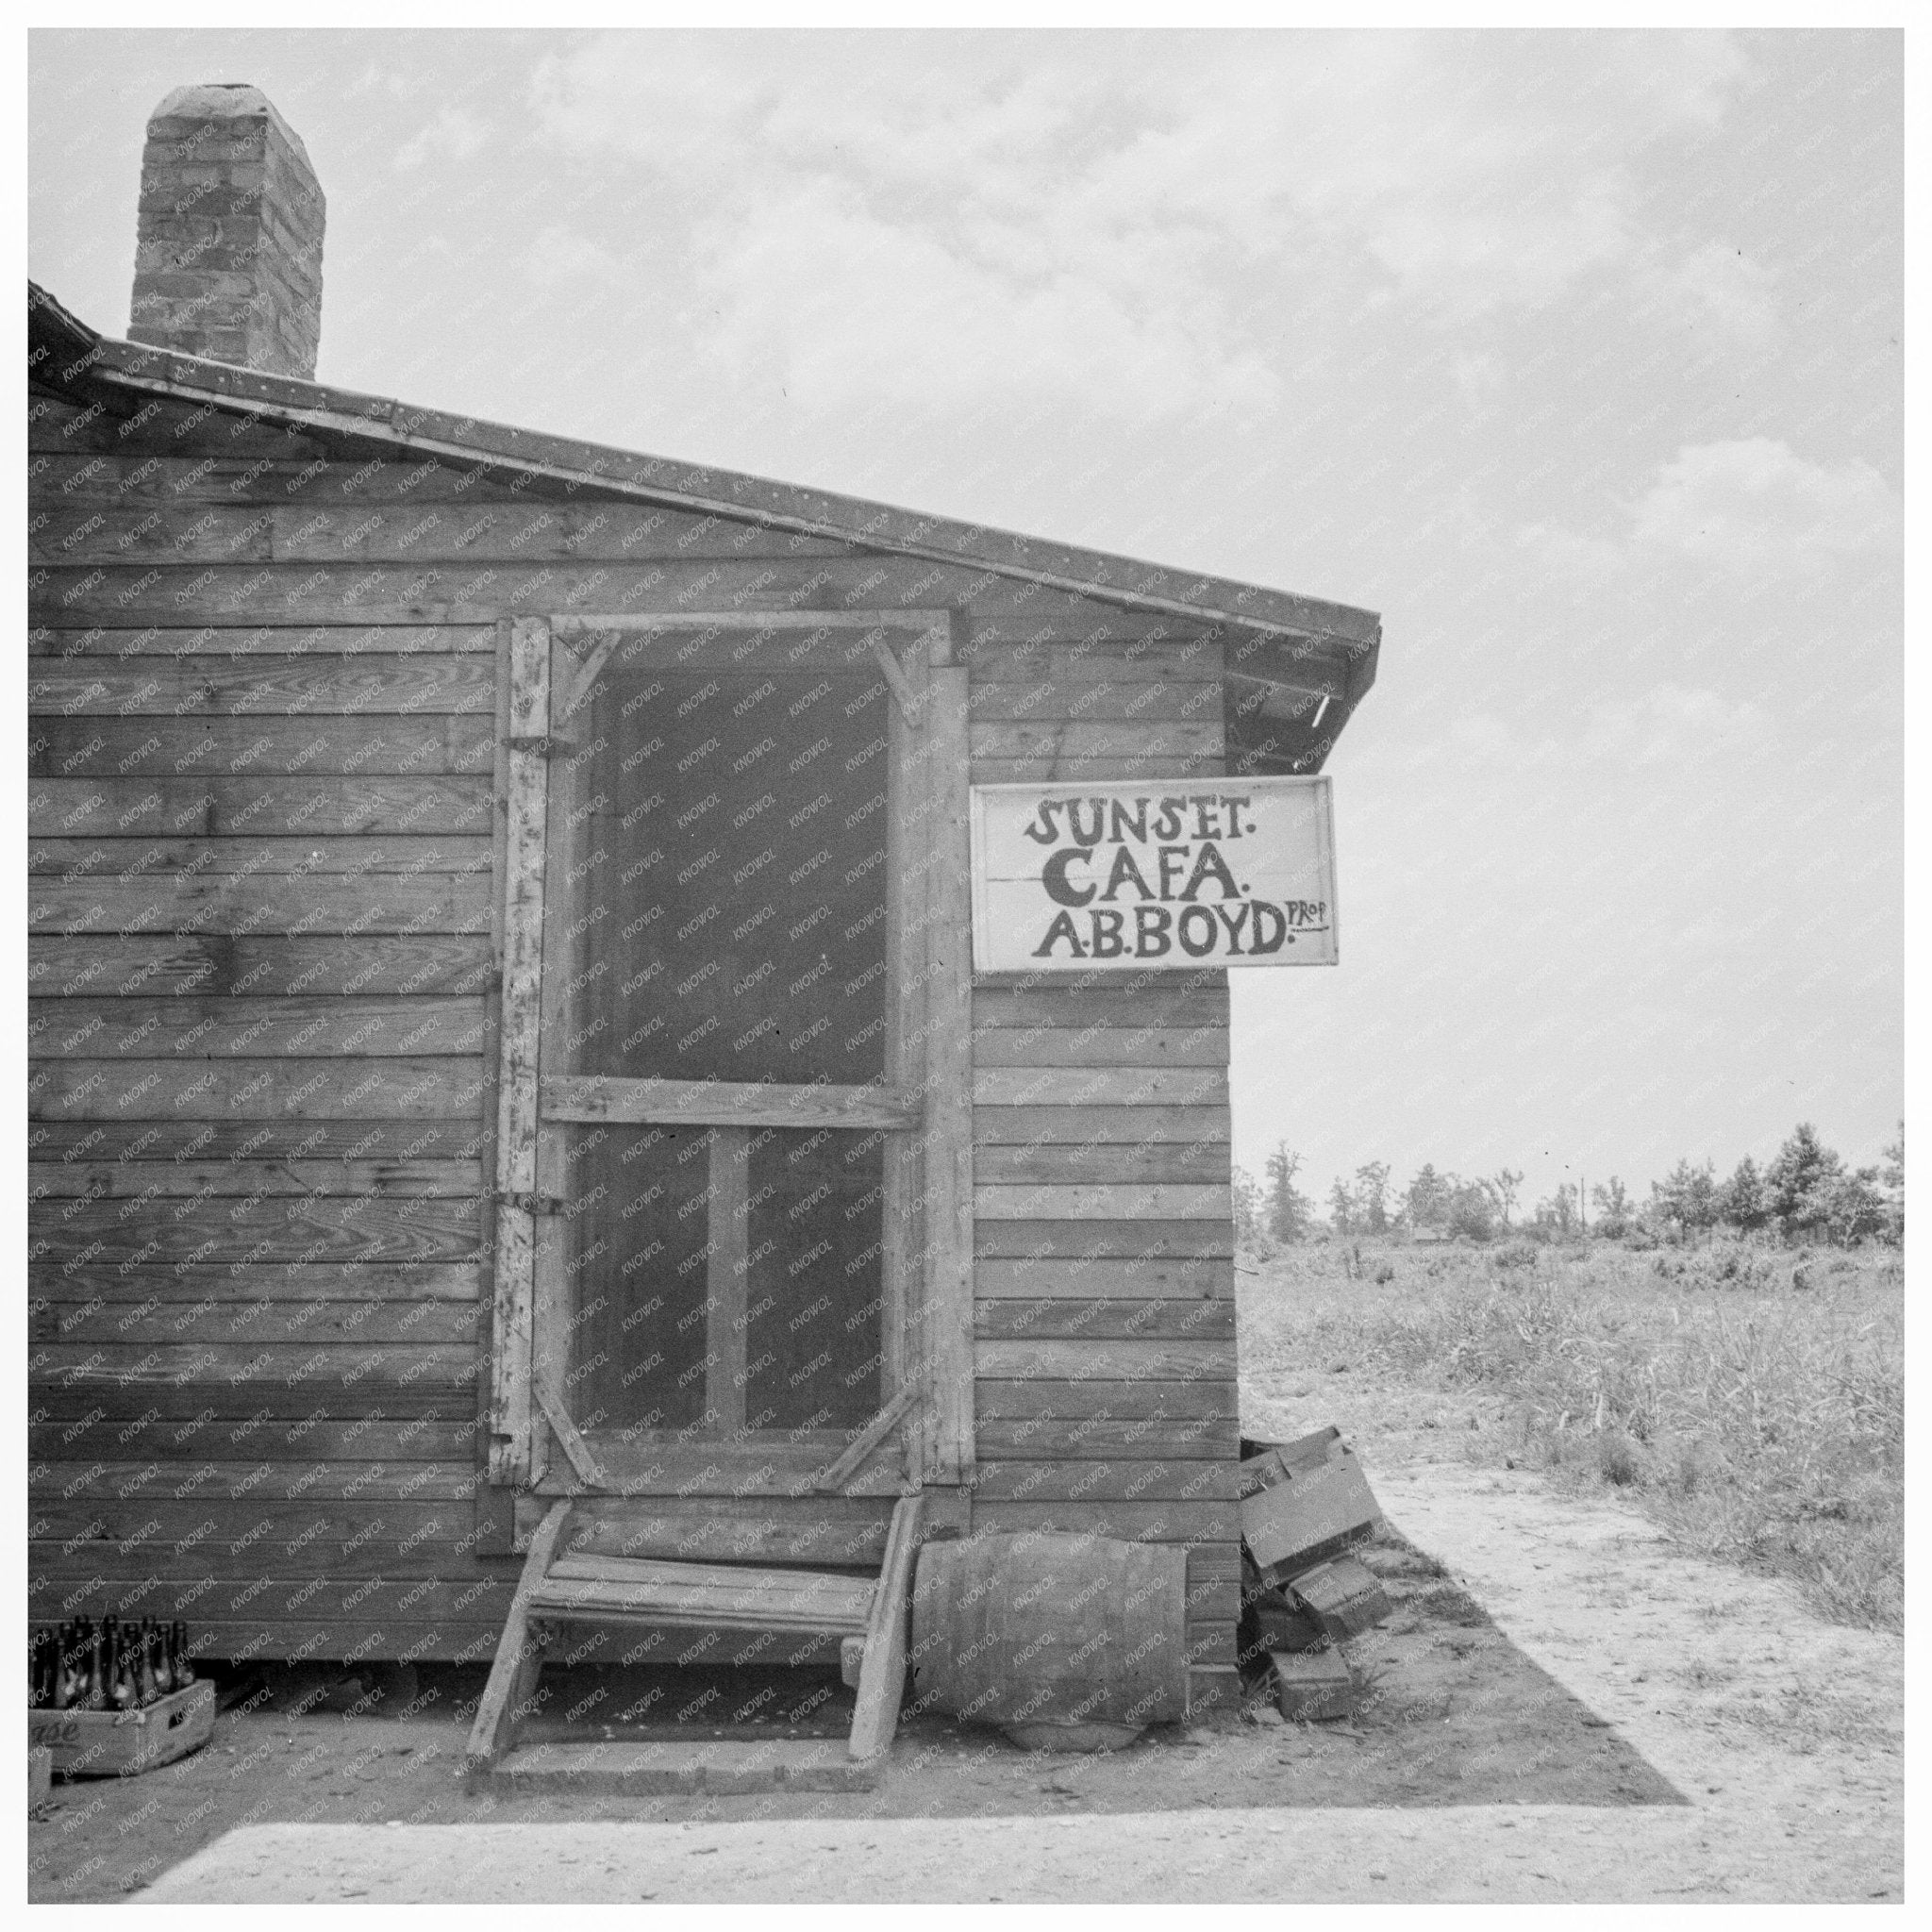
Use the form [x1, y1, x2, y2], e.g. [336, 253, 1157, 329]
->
[29, 777, 493, 837]
[31, 1158, 477, 1197]
[34, 1461, 482, 1502]
[31, 1058, 488, 1118]
[34, 1302, 479, 1346]
[974, 1300, 1236, 1341]
[30, 1418, 480, 1462]
[32, 1266, 479, 1305]
[29, 935, 493, 999]
[30, 717, 495, 777]
[28, 654, 498, 713]
[30, 834, 494, 876]
[31, 559, 1227, 645]
[29, 996, 487, 1058]
[31, 499, 855, 563]
[965, 638, 1241, 1679]
[27, 401, 512, 1663]
[973, 1141, 1229, 1184]
[30, 623, 499, 657]
[28, 382, 1254, 1680]
[30, 875, 492, 936]
[28, 1119, 484, 1160]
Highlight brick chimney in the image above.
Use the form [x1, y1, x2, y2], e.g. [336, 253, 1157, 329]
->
[128, 84, 325, 379]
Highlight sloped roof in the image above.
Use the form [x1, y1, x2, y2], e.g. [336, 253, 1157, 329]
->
[29, 280, 1379, 760]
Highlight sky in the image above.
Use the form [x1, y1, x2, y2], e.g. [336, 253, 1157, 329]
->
[25, 27, 1905, 1214]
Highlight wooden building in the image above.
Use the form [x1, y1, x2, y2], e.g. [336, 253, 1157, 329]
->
[27, 85, 1380, 1726]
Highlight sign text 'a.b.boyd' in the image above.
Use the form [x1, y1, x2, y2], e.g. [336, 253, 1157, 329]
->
[970, 776, 1338, 972]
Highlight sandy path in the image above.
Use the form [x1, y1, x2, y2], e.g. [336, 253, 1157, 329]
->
[142, 1462, 1902, 1903]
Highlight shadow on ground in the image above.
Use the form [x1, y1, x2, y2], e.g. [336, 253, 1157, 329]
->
[29, 1529, 1680, 1903]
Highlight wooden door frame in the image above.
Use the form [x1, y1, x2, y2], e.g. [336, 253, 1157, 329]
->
[485, 609, 974, 1504]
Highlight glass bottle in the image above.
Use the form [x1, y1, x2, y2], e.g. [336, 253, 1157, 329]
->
[49, 1626, 73, 1710]
[81, 1622, 106, 1711]
[135, 1619, 159, 1706]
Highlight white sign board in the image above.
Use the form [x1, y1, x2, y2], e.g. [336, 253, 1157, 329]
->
[970, 775, 1338, 972]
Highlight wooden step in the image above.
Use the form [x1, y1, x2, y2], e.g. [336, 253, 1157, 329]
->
[530, 1557, 876, 1634]
[465, 1491, 926, 1787]
[489, 1737, 879, 1795]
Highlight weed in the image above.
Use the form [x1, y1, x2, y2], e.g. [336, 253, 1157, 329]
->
[1241, 1241, 1903, 1631]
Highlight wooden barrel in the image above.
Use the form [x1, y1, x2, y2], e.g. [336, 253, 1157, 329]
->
[910, 1532, 1189, 1750]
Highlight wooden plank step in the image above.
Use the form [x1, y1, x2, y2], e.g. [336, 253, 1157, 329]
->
[481, 1737, 879, 1795]
[546, 1553, 874, 1597]
[530, 1559, 876, 1634]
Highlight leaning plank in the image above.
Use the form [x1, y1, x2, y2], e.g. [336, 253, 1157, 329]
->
[848, 1491, 926, 1762]
[811, 1384, 921, 1494]
[465, 1497, 573, 1777]
[543, 1074, 918, 1132]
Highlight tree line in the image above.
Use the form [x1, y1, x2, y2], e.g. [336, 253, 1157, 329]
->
[1238, 1122, 1904, 1250]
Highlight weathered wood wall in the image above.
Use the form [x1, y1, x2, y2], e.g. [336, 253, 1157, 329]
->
[961, 640, 1240, 1710]
[29, 379, 1238, 1697]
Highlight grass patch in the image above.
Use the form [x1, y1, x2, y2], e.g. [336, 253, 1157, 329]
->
[1242, 1238, 1904, 1632]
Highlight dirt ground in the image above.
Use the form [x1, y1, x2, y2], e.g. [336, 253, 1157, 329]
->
[26, 1521, 1675, 1904]
[30, 1241, 1903, 1904]
[117, 1461, 1905, 1903]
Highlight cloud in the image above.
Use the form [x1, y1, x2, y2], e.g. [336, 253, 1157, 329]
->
[1638, 240, 1783, 351]
[520, 29, 1759, 418]
[525, 225, 628, 289]
[1441, 681, 1776, 774]
[396, 105, 491, 173]
[1627, 439, 1901, 572]
[1518, 440, 1901, 589]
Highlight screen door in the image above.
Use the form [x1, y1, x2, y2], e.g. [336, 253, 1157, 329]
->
[486, 611, 970, 1498]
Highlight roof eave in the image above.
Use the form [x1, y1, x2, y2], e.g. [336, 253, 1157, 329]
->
[29, 281, 1382, 737]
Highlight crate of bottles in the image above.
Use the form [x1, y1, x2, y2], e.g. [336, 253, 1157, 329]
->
[28, 1619, 214, 1780]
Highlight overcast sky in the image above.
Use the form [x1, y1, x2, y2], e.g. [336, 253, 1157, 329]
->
[27, 27, 1903, 1212]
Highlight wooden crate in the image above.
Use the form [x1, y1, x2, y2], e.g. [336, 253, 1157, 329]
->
[1241, 1439, 1383, 1581]
[27, 1680, 215, 1780]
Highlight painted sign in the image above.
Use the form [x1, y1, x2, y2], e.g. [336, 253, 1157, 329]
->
[970, 775, 1338, 972]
